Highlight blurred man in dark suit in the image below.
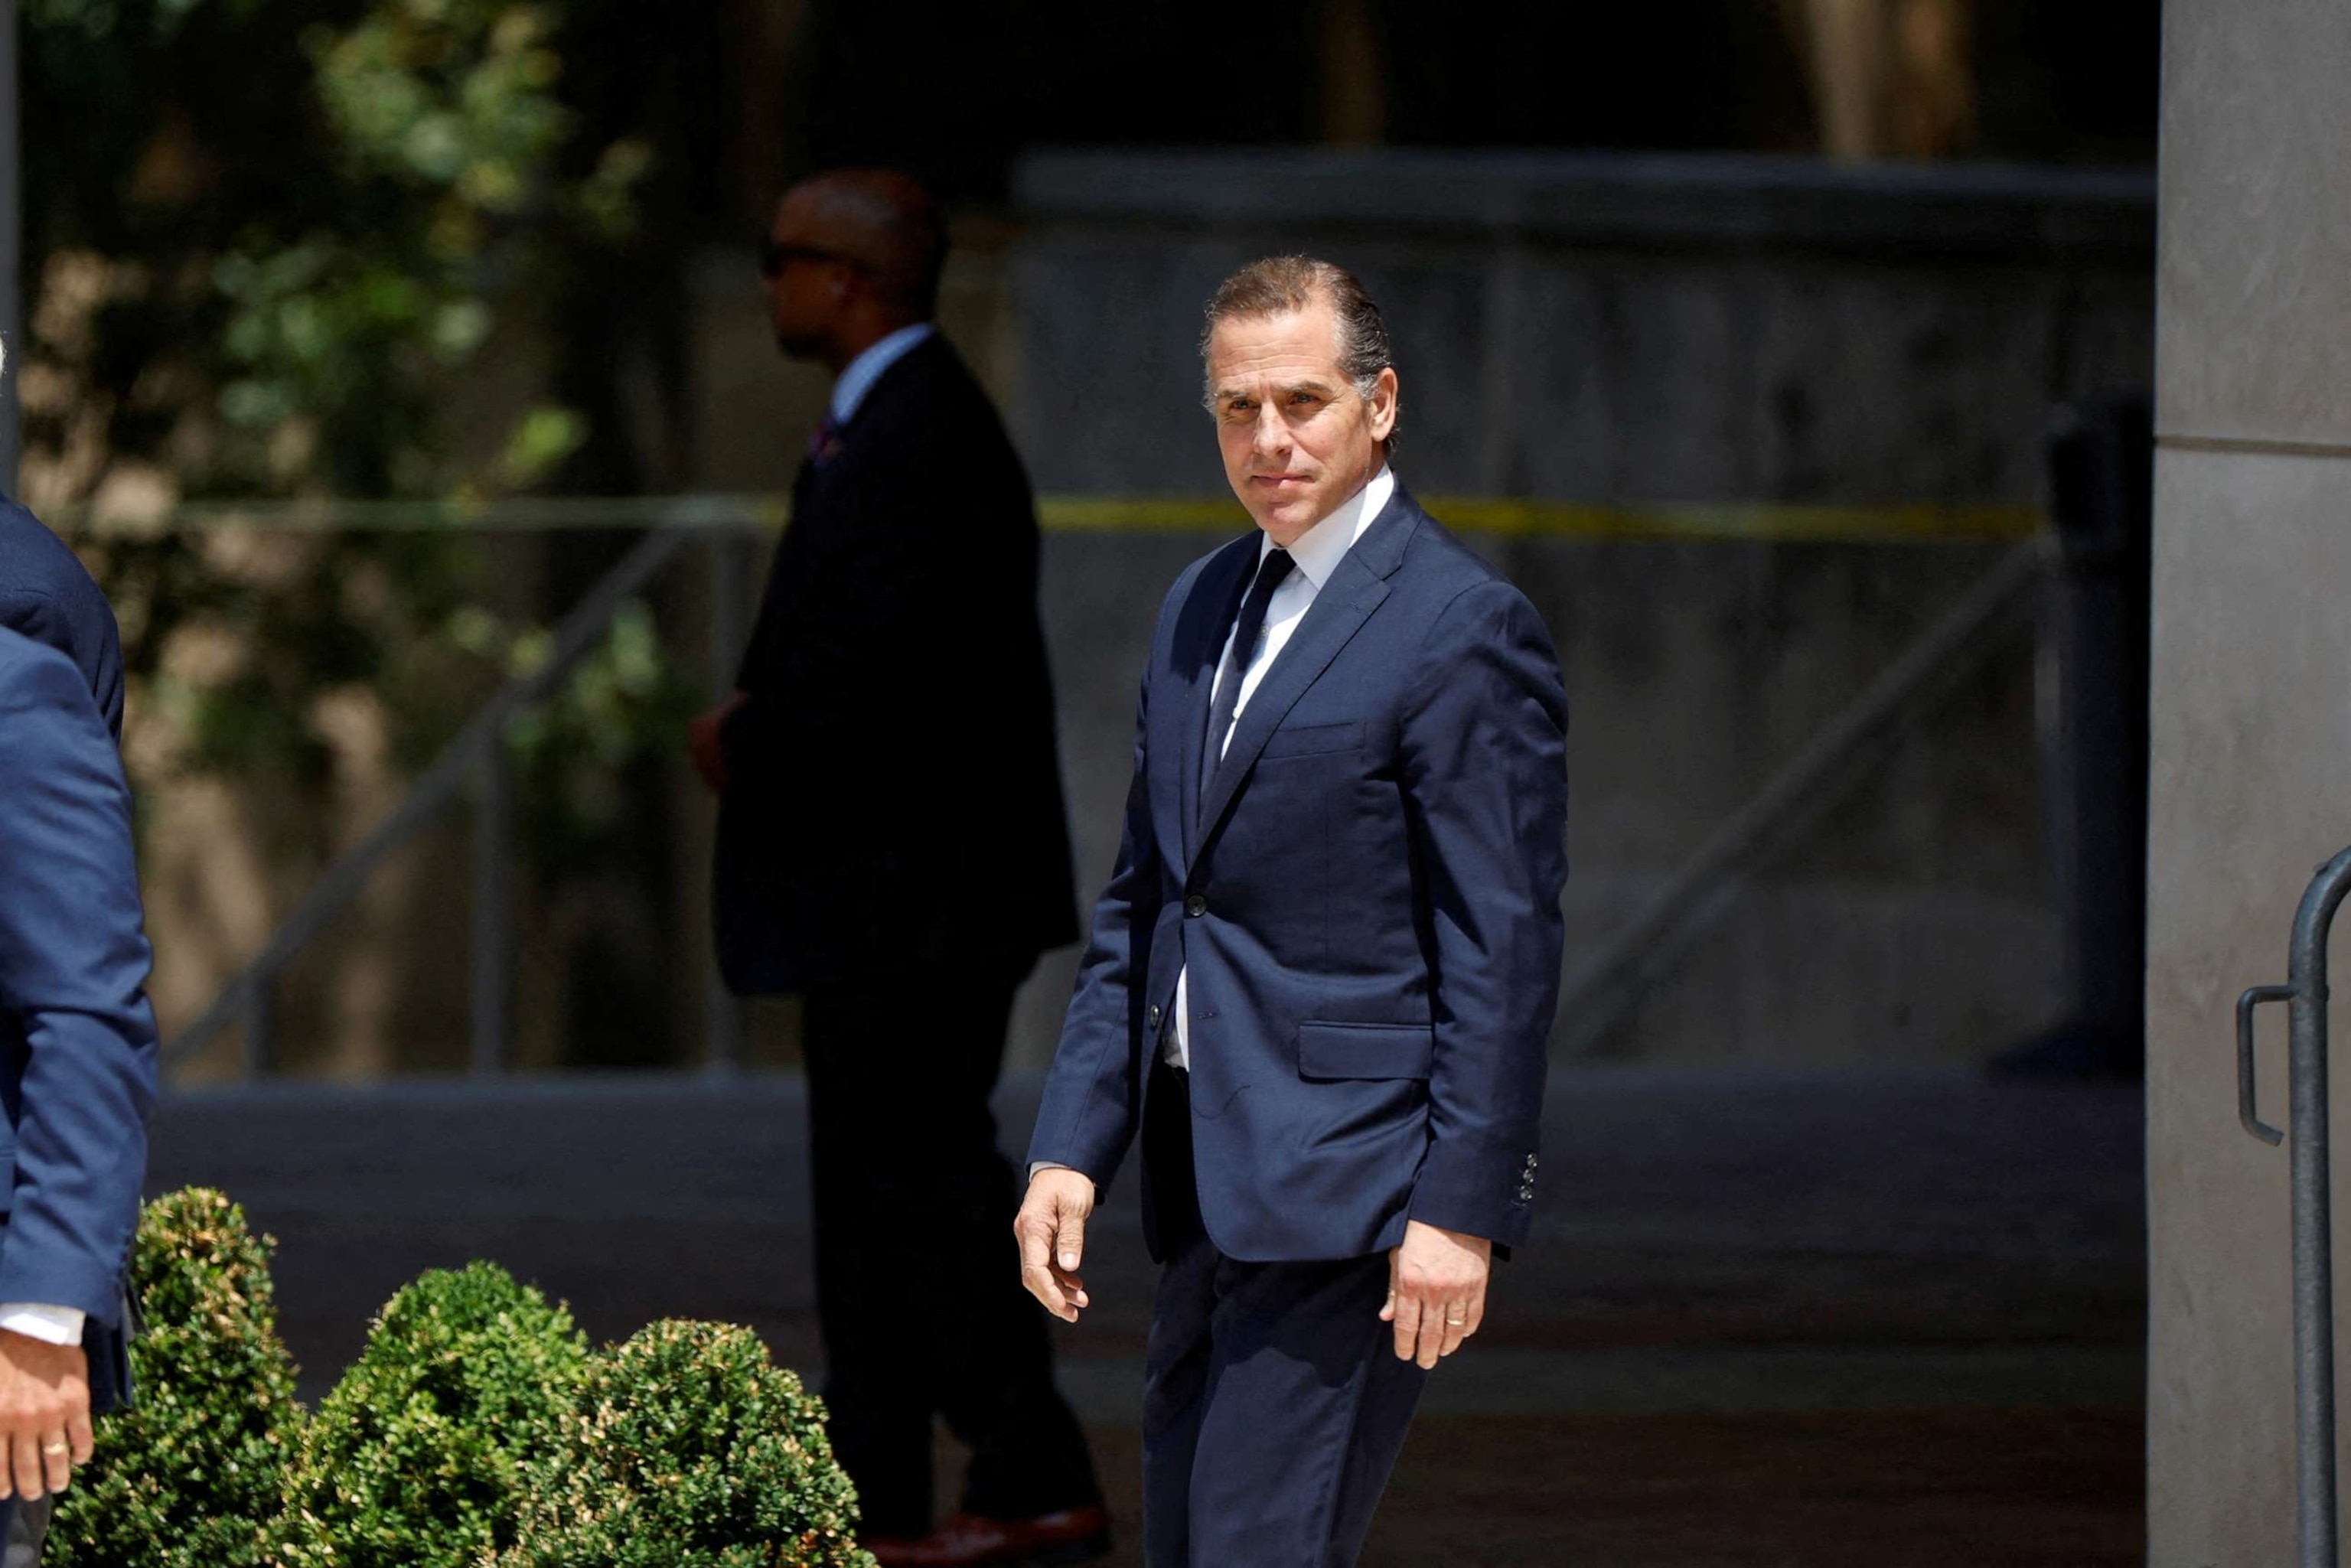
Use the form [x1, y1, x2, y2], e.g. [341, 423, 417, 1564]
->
[0, 627, 160, 1563]
[689, 169, 1105, 1567]
[1017, 257, 1569, 1566]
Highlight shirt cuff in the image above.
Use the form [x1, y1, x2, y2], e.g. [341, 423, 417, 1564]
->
[0, 1305, 85, 1347]
[1029, 1161, 1073, 1182]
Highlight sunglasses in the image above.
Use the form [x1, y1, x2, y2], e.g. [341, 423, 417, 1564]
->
[759, 240, 869, 279]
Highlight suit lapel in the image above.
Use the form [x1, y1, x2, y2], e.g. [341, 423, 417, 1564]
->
[1190, 487, 1423, 860]
[1163, 539, 1259, 869]
[1192, 559, 1389, 855]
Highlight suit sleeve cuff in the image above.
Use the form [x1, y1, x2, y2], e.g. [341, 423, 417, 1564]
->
[1407, 1134, 1537, 1250]
[0, 1247, 130, 1327]
[0, 1305, 86, 1347]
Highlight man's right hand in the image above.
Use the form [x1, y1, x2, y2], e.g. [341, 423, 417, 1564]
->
[0, 1332, 90, 1501]
[1015, 1169, 1097, 1323]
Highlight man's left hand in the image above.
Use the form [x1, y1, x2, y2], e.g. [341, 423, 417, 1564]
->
[1380, 1219, 1491, 1369]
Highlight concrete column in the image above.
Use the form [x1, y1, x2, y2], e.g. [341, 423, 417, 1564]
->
[2149, 2, 2351, 1562]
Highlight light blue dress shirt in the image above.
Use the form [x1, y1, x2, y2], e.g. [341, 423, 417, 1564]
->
[830, 323, 937, 426]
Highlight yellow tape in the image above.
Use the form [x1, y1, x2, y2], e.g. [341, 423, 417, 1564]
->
[52, 494, 2044, 544]
[1039, 497, 2045, 543]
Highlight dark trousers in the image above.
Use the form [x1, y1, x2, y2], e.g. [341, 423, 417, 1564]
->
[802, 972, 1100, 1539]
[1140, 1061, 1427, 1568]
[2, 1494, 48, 1565]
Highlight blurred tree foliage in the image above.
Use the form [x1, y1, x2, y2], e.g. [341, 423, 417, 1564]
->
[21, 0, 677, 791]
[16, 0, 724, 1067]
[21, 0, 711, 1063]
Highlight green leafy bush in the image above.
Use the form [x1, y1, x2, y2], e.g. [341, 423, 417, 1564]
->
[44, 1198, 876, 1565]
[495, 1319, 876, 1568]
[48, 1188, 303, 1568]
[270, 1263, 590, 1568]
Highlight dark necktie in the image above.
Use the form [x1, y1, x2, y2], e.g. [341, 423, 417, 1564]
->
[1201, 549, 1296, 809]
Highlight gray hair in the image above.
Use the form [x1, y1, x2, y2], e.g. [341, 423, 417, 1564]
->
[1198, 256, 1397, 451]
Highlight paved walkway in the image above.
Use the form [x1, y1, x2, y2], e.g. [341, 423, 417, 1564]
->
[148, 1067, 2144, 1564]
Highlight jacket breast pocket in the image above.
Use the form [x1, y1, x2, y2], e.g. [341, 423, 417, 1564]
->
[1257, 720, 1363, 761]
[1296, 1021, 1434, 1081]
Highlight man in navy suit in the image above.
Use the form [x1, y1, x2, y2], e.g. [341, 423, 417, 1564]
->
[0, 627, 159, 1555]
[1017, 257, 1569, 1566]
[0, 499, 124, 745]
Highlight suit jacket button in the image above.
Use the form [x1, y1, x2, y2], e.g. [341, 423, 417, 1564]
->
[1148, 1004, 1163, 1026]
[1184, 895, 1207, 918]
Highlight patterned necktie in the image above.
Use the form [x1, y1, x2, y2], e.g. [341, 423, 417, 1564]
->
[806, 412, 844, 468]
[1200, 549, 1296, 811]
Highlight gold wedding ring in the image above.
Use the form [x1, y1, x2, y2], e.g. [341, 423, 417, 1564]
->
[40, 1441, 68, 1456]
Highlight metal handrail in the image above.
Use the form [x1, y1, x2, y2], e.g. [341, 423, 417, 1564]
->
[161, 500, 761, 1075]
[2236, 845, 2351, 1568]
[149, 489, 2050, 1077]
[1556, 534, 2054, 1053]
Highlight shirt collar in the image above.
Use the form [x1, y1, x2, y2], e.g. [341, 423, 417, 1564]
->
[1264, 464, 1395, 590]
[830, 322, 937, 425]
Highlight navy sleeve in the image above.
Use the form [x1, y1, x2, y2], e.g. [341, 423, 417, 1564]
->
[0, 646, 158, 1322]
[1026, 663, 1158, 1188]
[1396, 580, 1569, 1248]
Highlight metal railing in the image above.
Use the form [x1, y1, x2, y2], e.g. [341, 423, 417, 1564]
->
[1556, 534, 2054, 1052]
[131, 490, 2046, 1078]
[2236, 846, 2351, 1568]
[159, 497, 772, 1075]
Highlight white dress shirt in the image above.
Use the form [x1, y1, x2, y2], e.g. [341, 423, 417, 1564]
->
[1169, 464, 1394, 1070]
[0, 1302, 81, 1345]
[830, 322, 935, 425]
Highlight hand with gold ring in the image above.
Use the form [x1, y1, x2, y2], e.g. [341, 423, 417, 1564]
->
[0, 1331, 92, 1500]
[1381, 1219, 1494, 1368]
[38, 1436, 72, 1496]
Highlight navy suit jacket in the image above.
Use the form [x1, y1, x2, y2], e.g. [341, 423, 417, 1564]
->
[0, 629, 158, 1407]
[1028, 484, 1568, 1262]
[0, 500, 126, 742]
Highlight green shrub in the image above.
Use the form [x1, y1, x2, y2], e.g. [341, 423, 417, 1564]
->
[495, 1319, 876, 1568]
[47, 1187, 304, 1568]
[42, 1202, 876, 1566]
[270, 1263, 589, 1568]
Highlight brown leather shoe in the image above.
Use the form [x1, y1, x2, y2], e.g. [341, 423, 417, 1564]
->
[865, 1504, 1113, 1566]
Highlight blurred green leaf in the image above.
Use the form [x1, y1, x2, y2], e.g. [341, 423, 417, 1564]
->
[496, 404, 585, 487]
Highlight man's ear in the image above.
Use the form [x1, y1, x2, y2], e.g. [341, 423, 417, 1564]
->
[1369, 367, 1400, 442]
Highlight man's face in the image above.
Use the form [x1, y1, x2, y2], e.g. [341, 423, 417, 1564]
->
[1206, 300, 1398, 546]
[761, 187, 856, 360]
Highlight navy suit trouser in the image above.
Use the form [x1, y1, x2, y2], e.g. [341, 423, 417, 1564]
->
[1141, 1061, 1427, 1567]
[1, 1493, 44, 1564]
